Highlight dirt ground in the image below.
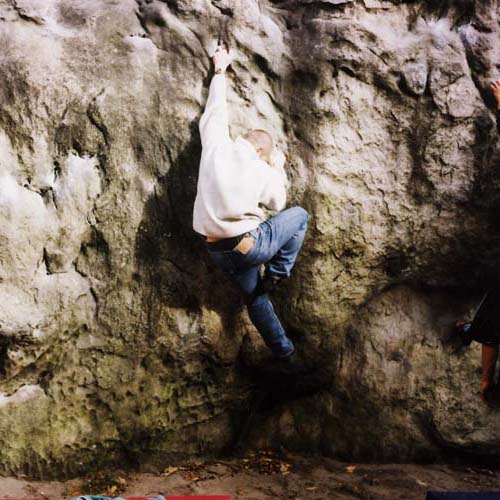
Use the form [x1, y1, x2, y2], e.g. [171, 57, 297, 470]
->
[1, 452, 500, 500]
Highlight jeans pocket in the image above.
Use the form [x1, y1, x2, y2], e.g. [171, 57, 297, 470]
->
[233, 228, 261, 264]
[233, 235, 256, 255]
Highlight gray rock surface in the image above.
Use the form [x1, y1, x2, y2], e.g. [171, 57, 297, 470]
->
[0, 0, 500, 477]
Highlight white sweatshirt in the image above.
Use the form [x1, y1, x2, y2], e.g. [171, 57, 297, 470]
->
[193, 74, 287, 238]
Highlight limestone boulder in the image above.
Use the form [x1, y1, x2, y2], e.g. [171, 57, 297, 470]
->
[0, 0, 499, 477]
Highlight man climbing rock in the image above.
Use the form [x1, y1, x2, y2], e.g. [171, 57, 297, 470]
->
[454, 79, 500, 404]
[193, 43, 309, 370]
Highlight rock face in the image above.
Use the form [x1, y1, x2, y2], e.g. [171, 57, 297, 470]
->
[0, 0, 500, 477]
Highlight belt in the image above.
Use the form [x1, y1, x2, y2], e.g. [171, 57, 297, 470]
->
[206, 232, 250, 251]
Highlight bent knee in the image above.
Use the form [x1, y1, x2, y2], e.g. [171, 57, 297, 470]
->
[291, 206, 309, 226]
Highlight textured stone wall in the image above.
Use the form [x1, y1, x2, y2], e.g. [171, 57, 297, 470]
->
[1, 0, 500, 478]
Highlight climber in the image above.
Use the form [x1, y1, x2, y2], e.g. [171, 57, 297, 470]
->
[192, 42, 309, 372]
[453, 79, 500, 404]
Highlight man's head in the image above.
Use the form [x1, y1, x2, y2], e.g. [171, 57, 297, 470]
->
[244, 129, 273, 163]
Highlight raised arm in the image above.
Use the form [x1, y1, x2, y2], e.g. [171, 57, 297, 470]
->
[199, 44, 232, 149]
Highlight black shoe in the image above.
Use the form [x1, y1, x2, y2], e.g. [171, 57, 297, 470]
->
[274, 350, 310, 375]
[259, 274, 283, 294]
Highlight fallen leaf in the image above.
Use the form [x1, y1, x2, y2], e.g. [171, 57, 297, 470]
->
[279, 463, 291, 475]
[163, 466, 179, 476]
[345, 465, 357, 473]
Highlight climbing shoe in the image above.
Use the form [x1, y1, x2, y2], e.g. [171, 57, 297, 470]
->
[259, 274, 283, 294]
[275, 349, 310, 375]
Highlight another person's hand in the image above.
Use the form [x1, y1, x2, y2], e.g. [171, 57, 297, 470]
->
[491, 79, 500, 110]
[481, 377, 495, 404]
[213, 43, 231, 74]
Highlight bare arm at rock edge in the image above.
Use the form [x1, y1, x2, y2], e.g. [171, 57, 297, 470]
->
[481, 343, 498, 403]
[491, 79, 500, 135]
[199, 43, 232, 150]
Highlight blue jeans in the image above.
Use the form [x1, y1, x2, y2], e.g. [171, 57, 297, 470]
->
[206, 207, 309, 358]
